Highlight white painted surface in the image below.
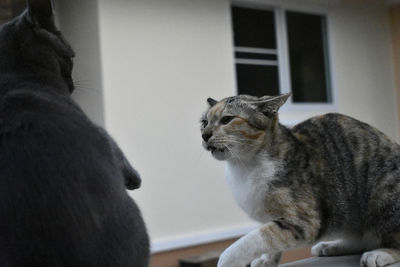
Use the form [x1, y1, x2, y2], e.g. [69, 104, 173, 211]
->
[329, 2, 398, 140]
[97, 0, 252, 248]
[56, 0, 105, 126]
[58, 0, 397, 251]
[152, 224, 257, 253]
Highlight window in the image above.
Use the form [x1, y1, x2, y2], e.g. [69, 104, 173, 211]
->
[286, 11, 331, 103]
[232, 7, 279, 97]
[231, 5, 333, 105]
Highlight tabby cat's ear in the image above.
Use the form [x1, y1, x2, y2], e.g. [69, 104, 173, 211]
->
[254, 93, 291, 115]
[27, 0, 56, 31]
[207, 98, 218, 107]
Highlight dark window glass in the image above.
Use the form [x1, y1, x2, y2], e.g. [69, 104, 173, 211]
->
[232, 6, 279, 97]
[236, 64, 279, 97]
[232, 7, 276, 49]
[286, 11, 331, 103]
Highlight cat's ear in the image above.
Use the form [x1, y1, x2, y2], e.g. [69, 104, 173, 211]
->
[253, 93, 291, 116]
[207, 98, 218, 107]
[26, 0, 57, 31]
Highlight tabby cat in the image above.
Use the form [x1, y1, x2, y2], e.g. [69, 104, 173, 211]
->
[0, 0, 149, 266]
[201, 94, 400, 267]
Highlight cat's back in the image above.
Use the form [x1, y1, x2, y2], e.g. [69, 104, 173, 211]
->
[293, 113, 370, 133]
[292, 113, 397, 149]
[291, 113, 400, 234]
[0, 90, 145, 267]
[291, 112, 400, 187]
[0, 88, 122, 194]
[0, 89, 106, 148]
[0, 89, 89, 127]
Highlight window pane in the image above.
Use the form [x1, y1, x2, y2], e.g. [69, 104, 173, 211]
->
[286, 11, 331, 103]
[236, 64, 279, 97]
[232, 7, 276, 49]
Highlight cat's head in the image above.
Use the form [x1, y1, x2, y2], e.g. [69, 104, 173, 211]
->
[200, 94, 290, 161]
[0, 0, 75, 93]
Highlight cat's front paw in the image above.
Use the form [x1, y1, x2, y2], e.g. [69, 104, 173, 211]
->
[217, 247, 247, 267]
[361, 249, 400, 267]
[250, 254, 278, 267]
[312, 241, 342, 256]
[217, 251, 241, 267]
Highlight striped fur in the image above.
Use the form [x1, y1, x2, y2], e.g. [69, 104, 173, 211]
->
[201, 94, 400, 267]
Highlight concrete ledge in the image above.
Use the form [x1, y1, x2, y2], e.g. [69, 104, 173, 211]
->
[280, 255, 400, 267]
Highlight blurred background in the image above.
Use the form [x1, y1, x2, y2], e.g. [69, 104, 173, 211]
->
[1, 0, 400, 266]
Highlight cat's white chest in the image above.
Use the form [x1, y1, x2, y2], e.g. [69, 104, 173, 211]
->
[225, 159, 277, 223]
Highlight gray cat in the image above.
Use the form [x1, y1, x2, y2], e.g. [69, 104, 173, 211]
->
[200, 94, 400, 267]
[0, 0, 149, 266]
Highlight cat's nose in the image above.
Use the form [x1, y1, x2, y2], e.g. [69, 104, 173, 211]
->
[202, 132, 212, 142]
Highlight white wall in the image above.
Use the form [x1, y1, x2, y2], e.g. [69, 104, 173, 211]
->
[61, 0, 397, 252]
[97, 0, 254, 250]
[330, 2, 398, 140]
[57, 0, 105, 126]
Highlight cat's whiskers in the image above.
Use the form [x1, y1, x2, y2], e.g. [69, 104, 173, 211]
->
[229, 139, 259, 149]
[232, 136, 263, 144]
[229, 139, 256, 146]
[73, 80, 102, 95]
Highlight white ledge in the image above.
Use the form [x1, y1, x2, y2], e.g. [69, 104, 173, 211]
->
[151, 224, 257, 253]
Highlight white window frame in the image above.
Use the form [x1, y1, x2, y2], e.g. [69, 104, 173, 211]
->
[231, 0, 338, 125]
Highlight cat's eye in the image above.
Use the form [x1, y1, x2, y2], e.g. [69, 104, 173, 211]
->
[201, 119, 208, 128]
[220, 116, 235, 125]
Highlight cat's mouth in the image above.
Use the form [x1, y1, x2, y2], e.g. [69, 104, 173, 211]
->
[207, 145, 226, 154]
[204, 143, 229, 160]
